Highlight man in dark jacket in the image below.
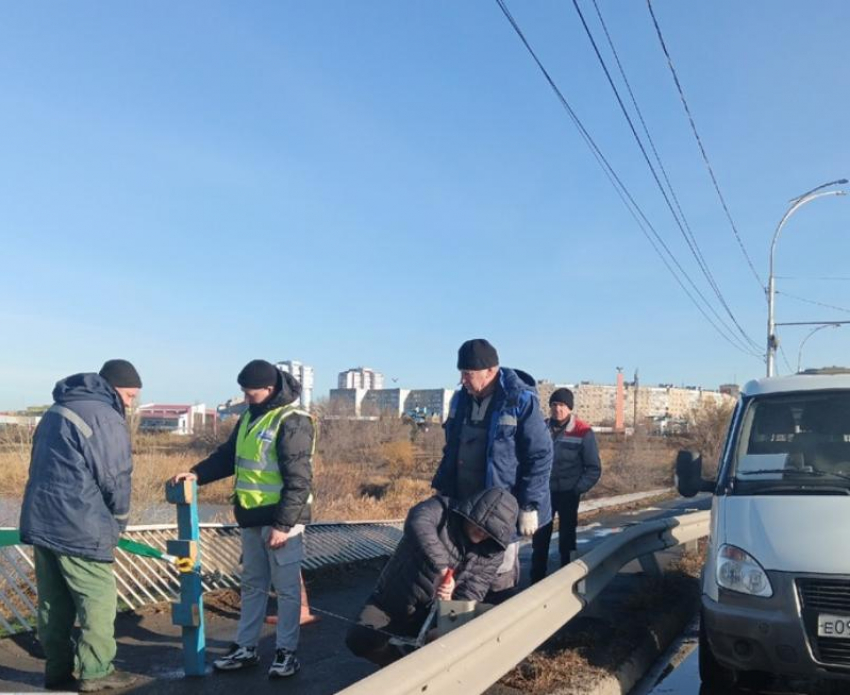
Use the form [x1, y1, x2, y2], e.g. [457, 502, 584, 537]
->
[531, 387, 602, 583]
[346, 487, 519, 666]
[173, 359, 314, 679]
[432, 339, 553, 592]
[19, 359, 142, 692]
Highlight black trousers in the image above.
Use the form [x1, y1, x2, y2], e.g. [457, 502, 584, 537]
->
[530, 489, 580, 583]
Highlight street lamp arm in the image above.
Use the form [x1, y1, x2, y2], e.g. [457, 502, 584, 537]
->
[770, 190, 847, 265]
[797, 323, 841, 373]
[790, 178, 849, 204]
[766, 187, 847, 378]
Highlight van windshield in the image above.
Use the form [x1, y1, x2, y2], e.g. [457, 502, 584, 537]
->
[731, 391, 850, 492]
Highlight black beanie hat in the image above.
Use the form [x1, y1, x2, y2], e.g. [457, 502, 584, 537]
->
[457, 339, 499, 370]
[549, 387, 574, 409]
[237, 360, 279, 389]
[99, 359, 142, 389]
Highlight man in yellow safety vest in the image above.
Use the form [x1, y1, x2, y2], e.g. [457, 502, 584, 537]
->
[173, 359, 315, 678]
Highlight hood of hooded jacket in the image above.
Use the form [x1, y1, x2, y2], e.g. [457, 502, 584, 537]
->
[510, 368, 537, 390]
[454, 487, 519, 549]
[52, 373, 125, 417]
[498, 367, 537, 400]
[247, 369, 302, 419]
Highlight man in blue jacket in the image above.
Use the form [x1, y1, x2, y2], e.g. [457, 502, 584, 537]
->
[432, 339, 553, 593]
[19, 360, 142, 692]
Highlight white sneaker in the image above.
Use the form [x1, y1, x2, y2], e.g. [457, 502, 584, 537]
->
[213, 643, 259, 671]
[268, 648, 300, 678]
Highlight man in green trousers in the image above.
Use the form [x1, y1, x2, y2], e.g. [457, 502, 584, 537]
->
[19, 360, 142, 692]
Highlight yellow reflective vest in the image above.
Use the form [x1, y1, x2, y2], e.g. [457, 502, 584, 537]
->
[234, 405, 315, 510]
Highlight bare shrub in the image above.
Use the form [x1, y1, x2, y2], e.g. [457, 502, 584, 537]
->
[187, 418, 237, 453]
[412, 424, 445, 474]
[379, 439, 415, 477]
[312, 415, 435, 521]
[595, 432, 678, 496]
[317, 416, 412, 465]
[676, 399, 735, 476]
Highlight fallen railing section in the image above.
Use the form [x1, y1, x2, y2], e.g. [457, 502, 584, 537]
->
[337, 510, 710, 695]
[0, 488, 676, 637]
[0, 521, 403, 635]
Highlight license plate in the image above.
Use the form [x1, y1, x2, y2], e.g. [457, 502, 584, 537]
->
[818, 614, 850, 638]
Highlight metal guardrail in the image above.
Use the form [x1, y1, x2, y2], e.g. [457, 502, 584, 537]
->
[0, 521, 403, 635]
[337, 510, 710, 695]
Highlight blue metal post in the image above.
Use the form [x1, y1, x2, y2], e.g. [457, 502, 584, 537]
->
[165, 479, 206, 676]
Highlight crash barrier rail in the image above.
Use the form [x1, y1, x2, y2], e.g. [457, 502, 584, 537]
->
[338, 509, 710, 695]
[0, 487, 672, 638]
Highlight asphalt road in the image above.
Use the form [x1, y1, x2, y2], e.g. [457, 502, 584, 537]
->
[0, 493, 708, 694]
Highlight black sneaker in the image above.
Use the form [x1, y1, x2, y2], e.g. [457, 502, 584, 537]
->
[213, 643, 260, 672]
[44, 675, 77, 691]
[268, 648, 300, 678]
[78, 670, 138, 692]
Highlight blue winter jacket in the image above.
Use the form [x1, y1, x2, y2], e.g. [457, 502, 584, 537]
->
[432, 368, 553, 527]
[20, 373, 133, 562]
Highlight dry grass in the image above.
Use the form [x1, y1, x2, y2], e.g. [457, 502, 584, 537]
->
[593, 432, 678, 497]
[0, 415, 685, 523]
[500, 548, 703, 694]
[0, 426, 33, 499]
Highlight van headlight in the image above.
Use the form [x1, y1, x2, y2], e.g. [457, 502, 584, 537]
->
[716, 545, 773, 597]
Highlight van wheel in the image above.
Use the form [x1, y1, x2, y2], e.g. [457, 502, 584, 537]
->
[699, 613, 736, 687]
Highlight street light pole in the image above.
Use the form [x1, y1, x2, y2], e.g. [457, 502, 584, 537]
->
[796, 323, 841, 373]
[766, 183, 847, 377]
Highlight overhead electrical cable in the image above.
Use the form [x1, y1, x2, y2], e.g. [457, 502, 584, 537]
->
[646, 0, 764, 291]
[778, 342, 794, 374]
[775, 291, 850, 315]
[571, 0, 761, 354]
[775, 275, 850, 282]
[493, 0, 761, 358]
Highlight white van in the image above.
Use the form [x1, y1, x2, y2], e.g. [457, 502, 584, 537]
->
[677, 369, 850, 688]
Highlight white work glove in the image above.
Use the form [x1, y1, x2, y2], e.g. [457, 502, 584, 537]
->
[518, 509, 539, 537]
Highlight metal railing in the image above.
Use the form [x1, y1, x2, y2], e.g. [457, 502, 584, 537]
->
[0, 521, 403, 635]
[338, 510, 710, 695]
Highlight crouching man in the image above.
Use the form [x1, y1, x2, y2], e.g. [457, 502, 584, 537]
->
[346, 487, 518, 666]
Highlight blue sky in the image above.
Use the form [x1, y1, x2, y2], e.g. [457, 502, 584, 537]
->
[1, 1, 849, 410]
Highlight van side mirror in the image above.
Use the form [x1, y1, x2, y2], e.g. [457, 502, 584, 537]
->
[675, 449, 714, 497]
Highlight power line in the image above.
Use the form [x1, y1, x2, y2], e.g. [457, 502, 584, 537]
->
[778, 340, 794, 374]
[571, 0, 761, 353]
[776, 290, 850, 315]
[494, 0, 759, 357]
[775, 275, 850, 282]
[646, 0, 764, 292]
[572, 2, 761, 355]
[493, 0, 761, 358]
